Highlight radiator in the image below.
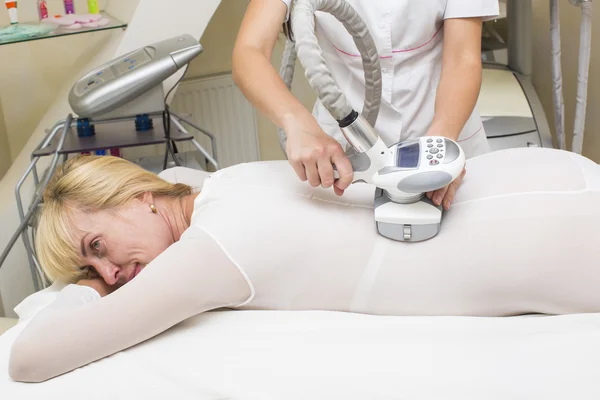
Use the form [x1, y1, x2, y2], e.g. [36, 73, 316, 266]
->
[170, 73, 261, 168]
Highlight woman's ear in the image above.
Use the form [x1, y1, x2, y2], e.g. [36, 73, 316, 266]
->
[140, 191, 155, 206]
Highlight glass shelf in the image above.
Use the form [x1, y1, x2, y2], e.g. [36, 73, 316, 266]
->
[0, 12, 126, 46]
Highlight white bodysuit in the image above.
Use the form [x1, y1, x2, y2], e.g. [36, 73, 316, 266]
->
[9, 147, 600, 382]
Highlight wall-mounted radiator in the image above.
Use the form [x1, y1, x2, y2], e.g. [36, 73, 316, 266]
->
[170, 73, 261, 168]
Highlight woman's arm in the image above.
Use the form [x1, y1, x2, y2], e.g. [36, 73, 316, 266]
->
[425, 17, 484, 140]
[232, 0, 353, 195]
[8, 228, 252, 383]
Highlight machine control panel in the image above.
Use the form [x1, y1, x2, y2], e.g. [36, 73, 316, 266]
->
[74, 49, 155, 97]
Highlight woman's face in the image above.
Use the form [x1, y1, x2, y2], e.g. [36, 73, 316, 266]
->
[71, 197, 174, 287]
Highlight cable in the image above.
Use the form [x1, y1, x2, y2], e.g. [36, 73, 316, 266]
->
[164, 64, 189, 104]
[162, 64, 188, 166]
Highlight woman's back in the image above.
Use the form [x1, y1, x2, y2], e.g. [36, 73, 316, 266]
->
[189, 148, 600, 316]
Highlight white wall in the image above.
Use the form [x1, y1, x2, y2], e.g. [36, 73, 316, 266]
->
[0, 0, 222, 317]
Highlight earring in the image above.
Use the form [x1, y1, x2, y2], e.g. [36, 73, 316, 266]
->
[150, 204, 157, 214]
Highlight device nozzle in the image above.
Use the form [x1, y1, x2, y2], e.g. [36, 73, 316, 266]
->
[338, 112, 380, 153]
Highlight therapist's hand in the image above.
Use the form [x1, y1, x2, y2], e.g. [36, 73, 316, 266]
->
[285, 123, 354, 196]
[426, 167, 466, 211]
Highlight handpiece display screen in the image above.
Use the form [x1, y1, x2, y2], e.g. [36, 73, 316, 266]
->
[396, 143, 420, 168]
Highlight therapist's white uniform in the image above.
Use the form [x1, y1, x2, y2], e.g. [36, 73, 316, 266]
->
[280, 0, 499, 159]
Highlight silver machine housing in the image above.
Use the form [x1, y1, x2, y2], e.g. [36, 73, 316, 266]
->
[69, 34, 203, 120]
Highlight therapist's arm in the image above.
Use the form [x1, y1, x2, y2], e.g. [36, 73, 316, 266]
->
[232, 0, 353, 195]
[233, 0, 311, 140]
[426, 17, 483, 140]
[8, 230, 251, 383]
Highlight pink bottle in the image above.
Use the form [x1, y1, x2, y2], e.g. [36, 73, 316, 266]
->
[37, 0, 48, 20]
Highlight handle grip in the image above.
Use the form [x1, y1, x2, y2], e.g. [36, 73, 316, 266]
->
[333, 152, 373, 183]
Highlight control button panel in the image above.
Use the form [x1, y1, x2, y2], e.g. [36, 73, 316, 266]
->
[73, 48, 153, 96]
[423, 136, 446, 167]
[116, 48, 152, 75]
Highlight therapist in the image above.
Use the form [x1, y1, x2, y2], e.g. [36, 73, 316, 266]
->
[233, 0, 499, 210]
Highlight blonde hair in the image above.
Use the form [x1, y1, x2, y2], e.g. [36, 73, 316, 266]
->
[36, 155, 192, 283]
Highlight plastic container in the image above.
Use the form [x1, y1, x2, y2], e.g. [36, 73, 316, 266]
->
[87, 0, 99, 14]
[4, 1, 18, 25]
[37, 0, 48, 20]
[63, 0, 74, 14]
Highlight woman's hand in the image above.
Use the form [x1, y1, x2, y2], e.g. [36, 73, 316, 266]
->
[285, 121, 354, 196]
[77, 278, 117, 297]
[426, 166, 466, 211]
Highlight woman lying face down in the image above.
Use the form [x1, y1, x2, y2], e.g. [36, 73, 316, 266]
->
[10, 155, 254, 382]
[11, 148, 600, 383]
[36, 155, 201, 294]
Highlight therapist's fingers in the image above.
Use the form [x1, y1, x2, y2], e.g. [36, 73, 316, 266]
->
[303, 158, 321, 187]
[290, 159, 308, 183]
[331, 150, 354, 195]
[442, 168, 467, 210]
[317, 153, 335, 188]
[432, 186, 449, 207]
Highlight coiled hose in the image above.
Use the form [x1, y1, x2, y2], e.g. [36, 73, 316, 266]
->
[277, 0, 382, 155]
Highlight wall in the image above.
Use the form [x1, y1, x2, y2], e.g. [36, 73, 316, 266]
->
[185, 0, 317, 161]
[0, 96, 9, 178]
[531, 0, 599, 160]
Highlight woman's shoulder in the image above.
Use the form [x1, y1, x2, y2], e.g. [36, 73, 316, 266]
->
[159, 161, 294, 187]
[195, 161, 297, 190]
[158, 166, 213, 192]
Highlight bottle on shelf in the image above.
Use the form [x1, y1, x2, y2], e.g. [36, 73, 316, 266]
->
[88, 0, 99, 14]
[4, 1, 18, 25]
[63, 0, 75, 15]
[37, 0, 48, 20]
